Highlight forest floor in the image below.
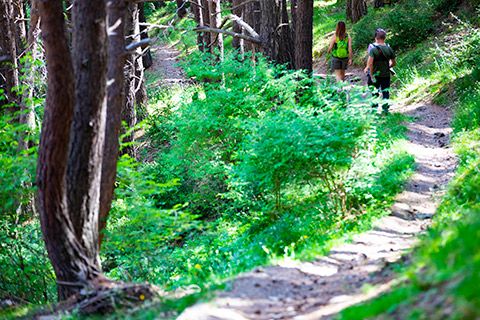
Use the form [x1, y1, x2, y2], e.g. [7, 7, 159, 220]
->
[177, 105, 456, 320]
[147, 45, 458, 319]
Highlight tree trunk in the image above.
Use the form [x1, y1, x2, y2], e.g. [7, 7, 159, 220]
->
[294, 0, 313, 72]
[66, 0, 108, 266]
[291, 0, 297, 36]
[208, 0, 224, 58]
[12, 0, 27, 52]
[176, 0, 187, 18]
[19, 0, 40, 151]
[99, 0, 128, 246]
[259, 0, 294, 67]
[232, 0, 243, 49]
[139, 3, 153, 70]
[191, 0, 205, 51]
[243, 0, 260, 51]
[0, 0, 20, 107]
[347, 0, 367, 23]
[201, 0, 212, 48]
[374, 0, 385, 8]
[123, 2, 142, 158]
[37, 0, 102, 301]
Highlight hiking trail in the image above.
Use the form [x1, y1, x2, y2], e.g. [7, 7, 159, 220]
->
[150, 42, 186, 86]
[173, 63, 457, 320]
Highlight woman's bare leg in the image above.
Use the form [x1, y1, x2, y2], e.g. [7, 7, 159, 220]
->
[334, 69, 343, 82]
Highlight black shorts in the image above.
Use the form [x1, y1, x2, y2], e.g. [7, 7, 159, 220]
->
[331, 57, 348, 71]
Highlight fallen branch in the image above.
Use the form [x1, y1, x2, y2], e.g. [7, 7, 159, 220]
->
[226, 14, 259, 38]
[195, 26, 261, 44]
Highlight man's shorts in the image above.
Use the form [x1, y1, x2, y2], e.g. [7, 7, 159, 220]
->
[331, 57, 348, 71]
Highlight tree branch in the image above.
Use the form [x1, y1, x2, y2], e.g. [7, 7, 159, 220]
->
[125, 38, 152, 52]
[226, 14, 259, 38]
[195, 26, 261, 44]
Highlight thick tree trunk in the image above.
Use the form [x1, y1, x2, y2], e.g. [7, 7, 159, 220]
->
[67, 0, 108, 265]
[294, 0, 313, 72]
[259, 0, 294, 67]
[347, 0, 367, 23]
[37, 0, 102, 300]
[0, 0, 20, 107]
[176, 0, 187, 18]
[99, 0, 128, 246]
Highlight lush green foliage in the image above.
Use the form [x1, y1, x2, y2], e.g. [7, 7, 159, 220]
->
[0, 99, 56, 306]
[99, 51, 413, 310]
[395, 18, 480, 102]
[351, 0, 473, 51]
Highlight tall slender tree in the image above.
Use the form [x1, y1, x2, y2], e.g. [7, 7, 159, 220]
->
[0, 0, 20, 107]
[294, 0, 314, 72]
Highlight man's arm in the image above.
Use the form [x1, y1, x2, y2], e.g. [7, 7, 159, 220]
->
[390, 58, 396, 68]
[364, 55, 374, 75]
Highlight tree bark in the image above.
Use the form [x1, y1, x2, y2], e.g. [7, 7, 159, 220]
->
[347, 0, 367, 23]
[191, 0, 206, 51]
[201, 0, 212, 48]
[243, 0, 260, 51]
[37, 0, 102, 301]
[208, 0, 224, 58]
[374, 0, 385, 8]
[232, 0, 243, 49]
[139, 3, 153, 70]
[12, 0, 27, 52]
[291, 0, 297, 36]
[259, 0, 294, 67]
[294, 0, 313, 72]
[0, 0, 20, 107]
[66, 0, 108, 266]
[99, 0, 128, 246]
[176, 0, 187, 18]
[19, 0, 40, 151]
[123, 2, 143, 158]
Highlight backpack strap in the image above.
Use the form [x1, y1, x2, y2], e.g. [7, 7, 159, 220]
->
[371, 44, 390, 61]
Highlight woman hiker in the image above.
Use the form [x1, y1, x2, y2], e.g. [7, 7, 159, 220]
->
[328, 21, 353, 82]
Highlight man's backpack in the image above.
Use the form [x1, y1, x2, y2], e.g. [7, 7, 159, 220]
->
[371, 44, 396, 76]
[334, 36, 349, 59]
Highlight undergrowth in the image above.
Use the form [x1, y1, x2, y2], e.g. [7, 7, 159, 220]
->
[96, 51, 414, 317]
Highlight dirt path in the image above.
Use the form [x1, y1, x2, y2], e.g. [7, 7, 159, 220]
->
[149, 41, 187, 86]
[177, 68, 457, 319]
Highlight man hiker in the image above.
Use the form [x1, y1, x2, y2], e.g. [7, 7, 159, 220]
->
[364, 28, 396, 112]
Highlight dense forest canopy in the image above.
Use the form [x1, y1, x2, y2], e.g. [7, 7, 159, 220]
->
[0, 0, 479, 318]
